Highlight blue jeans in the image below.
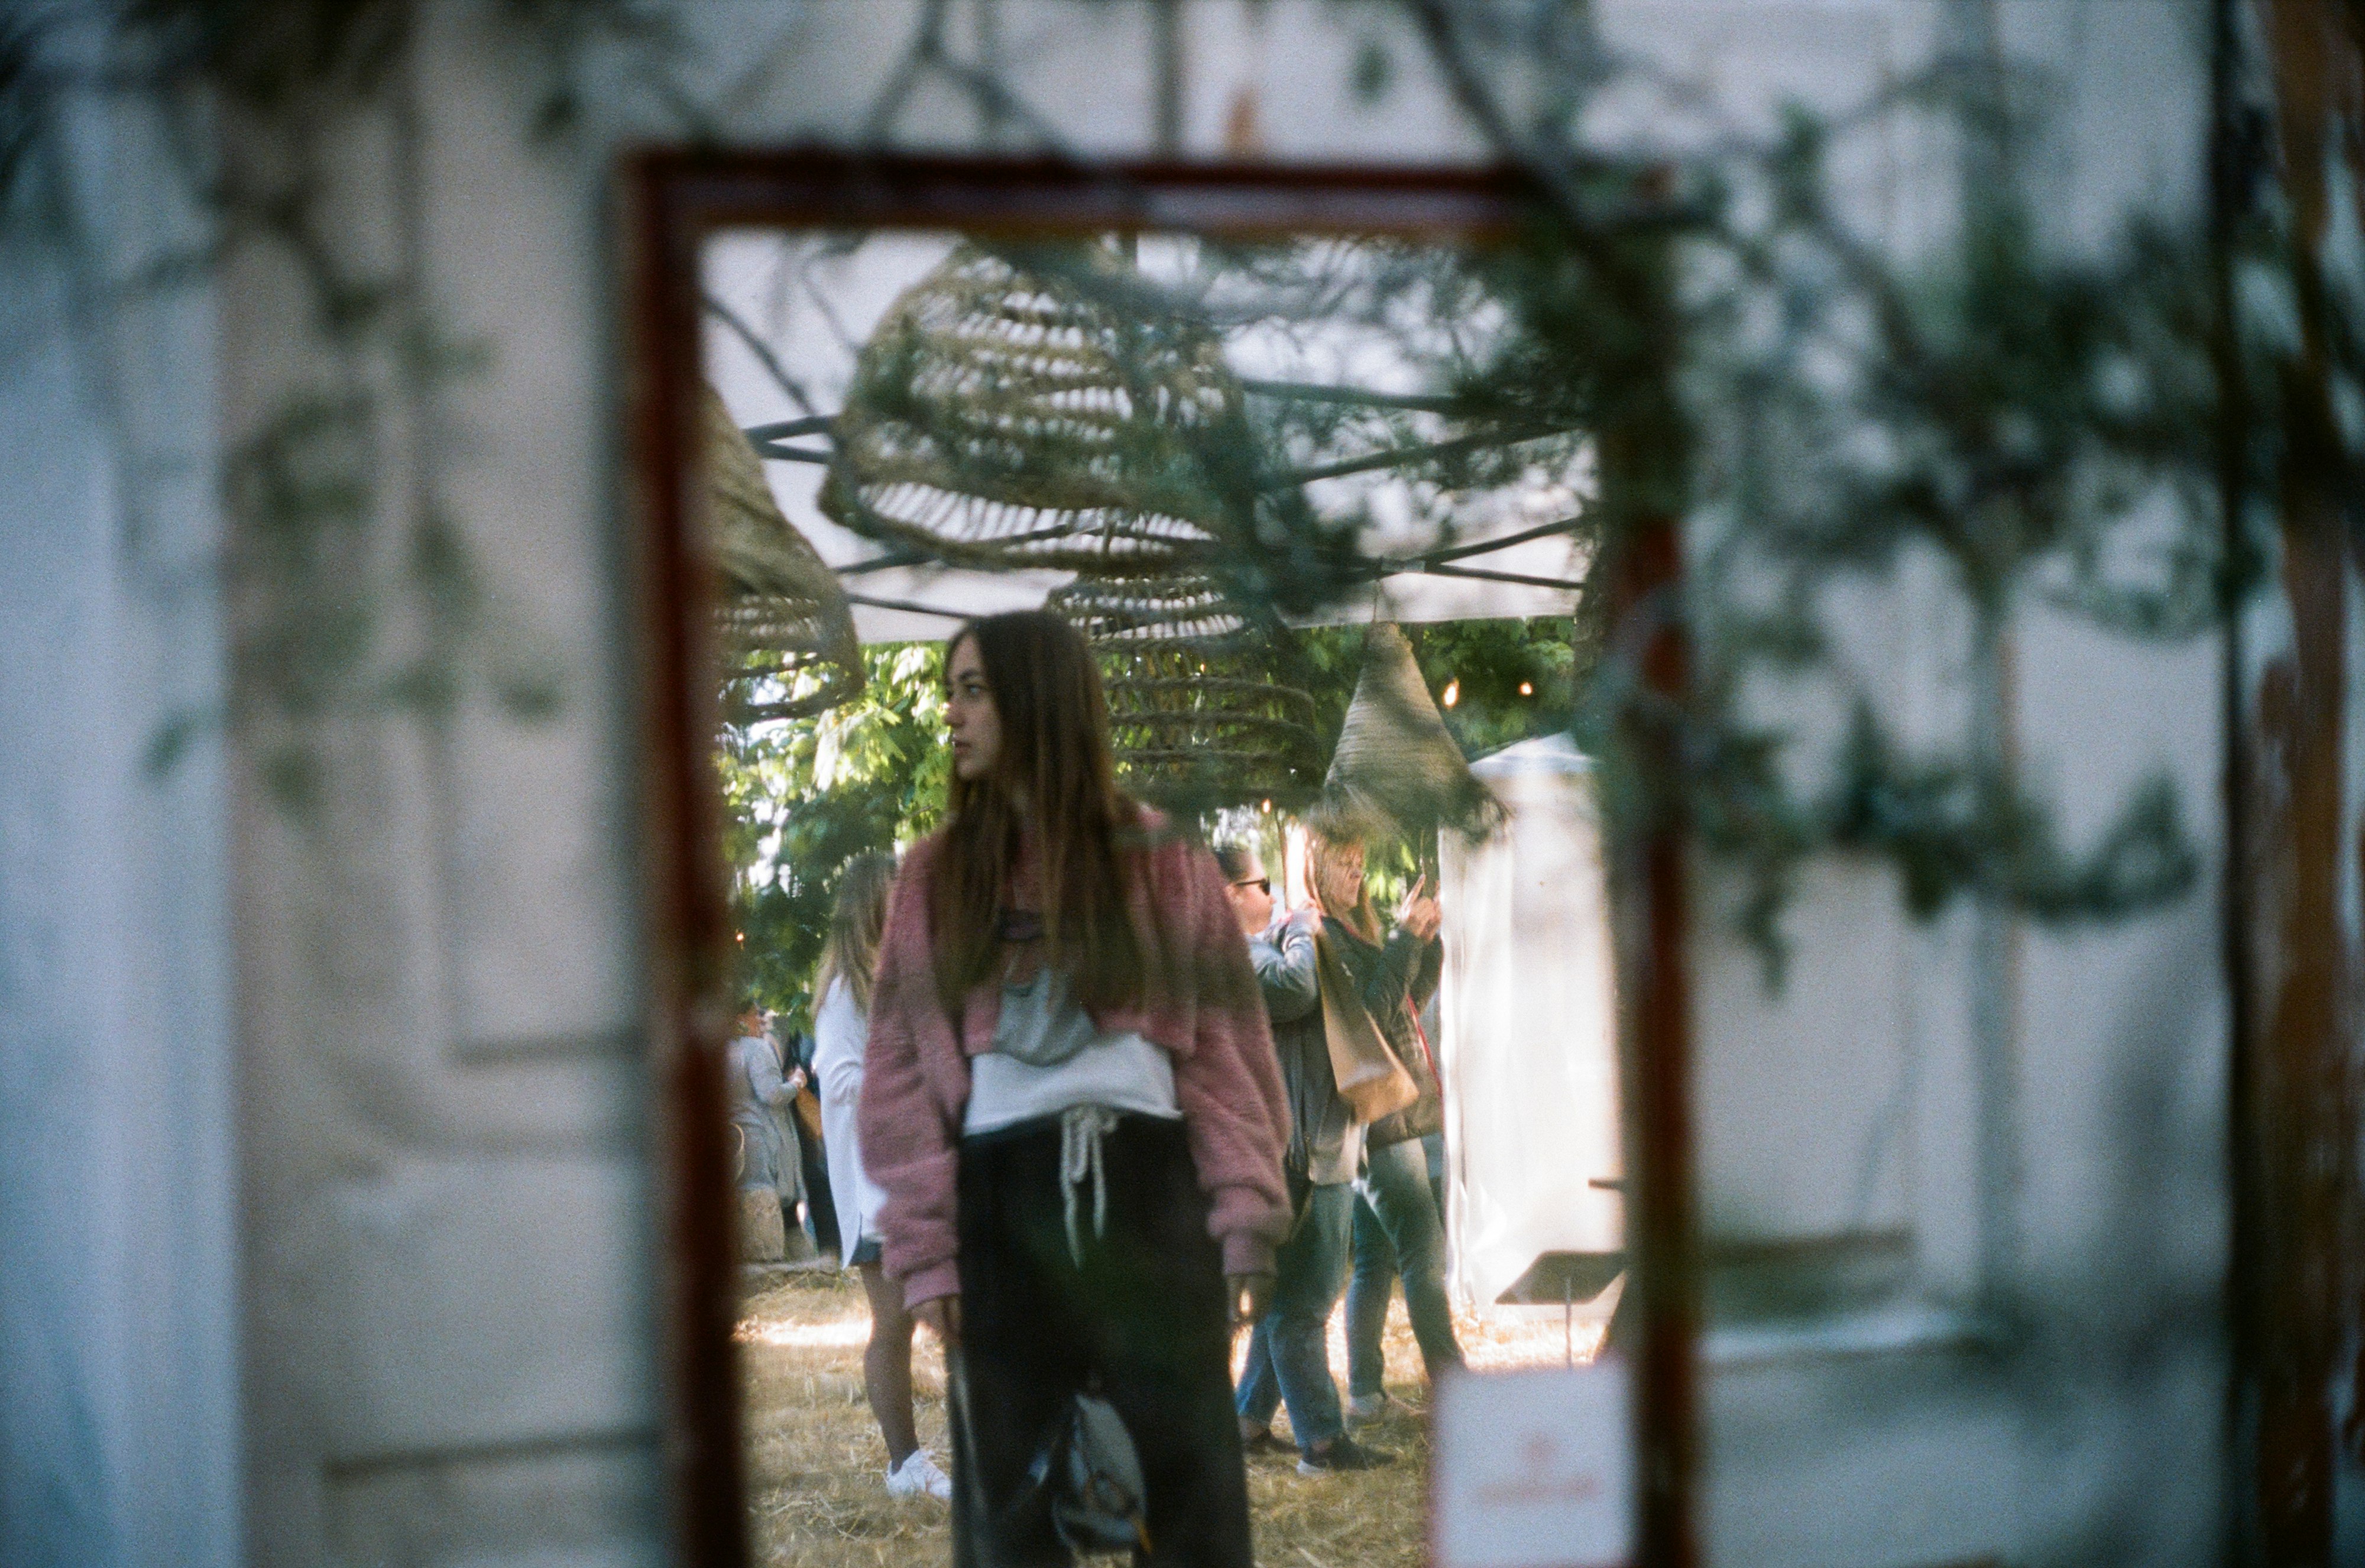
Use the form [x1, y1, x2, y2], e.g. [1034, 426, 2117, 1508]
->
[1346, 1137, 1463, 1398]
[1235, 1181, 1352, 1452]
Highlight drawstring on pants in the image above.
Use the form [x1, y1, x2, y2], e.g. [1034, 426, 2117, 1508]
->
[1059, 1105, 1122, 1265]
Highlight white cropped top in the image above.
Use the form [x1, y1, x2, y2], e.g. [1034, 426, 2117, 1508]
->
[961, 967, 1180, 1136]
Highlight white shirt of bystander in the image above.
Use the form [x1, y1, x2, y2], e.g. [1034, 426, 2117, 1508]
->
[812, 975, 893, 1258]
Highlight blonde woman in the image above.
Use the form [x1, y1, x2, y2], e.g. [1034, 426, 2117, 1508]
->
[1305, 831, 1463, 1418]
[1229, 836, 1396, 1474]
[812, 850, 951, 1501]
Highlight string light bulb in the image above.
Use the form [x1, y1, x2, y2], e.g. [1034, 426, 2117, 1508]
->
[1441, 679, 1460, 708]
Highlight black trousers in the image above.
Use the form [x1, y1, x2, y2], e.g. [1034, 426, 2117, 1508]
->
[951, 1114, 1253, 1568]
[799, 1121, 840, 1257]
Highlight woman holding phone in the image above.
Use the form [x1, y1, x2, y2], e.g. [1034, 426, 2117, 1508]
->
[1304, 831, 1465, 1417]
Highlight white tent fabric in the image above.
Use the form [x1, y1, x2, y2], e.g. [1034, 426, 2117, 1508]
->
[1439, 733, 1623, 1309]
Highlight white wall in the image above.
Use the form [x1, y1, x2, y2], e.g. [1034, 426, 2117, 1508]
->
[222, 7, 659, 1563]
[1631, 5, 2230, 1565]
[216, 4, 1475, 1565]
[0, 33, 240, 1566]
[0, 3, 2239, 1564]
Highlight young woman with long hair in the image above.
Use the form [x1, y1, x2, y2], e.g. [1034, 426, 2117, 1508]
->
[1223, 839, 1397, 1473]
[811, 850, 950, 1501]
[1304, 829, 1464, 1418]
[859, 610, 1291, 1565]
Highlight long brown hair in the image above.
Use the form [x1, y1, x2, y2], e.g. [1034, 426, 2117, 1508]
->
[930, 611, 1148, 1011]
[816, 850, 896, 1014]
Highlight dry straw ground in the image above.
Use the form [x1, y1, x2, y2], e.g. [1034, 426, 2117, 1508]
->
[738, 1268, 1595, 1567]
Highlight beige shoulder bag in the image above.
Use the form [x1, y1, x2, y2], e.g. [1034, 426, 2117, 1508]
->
[1315, 928, 1418, 1124]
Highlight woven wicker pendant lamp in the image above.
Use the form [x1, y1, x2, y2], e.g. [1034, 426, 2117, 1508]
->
[1312, 622, 1501, 841]
[1049, 574, 1322, 811]
[819, 243, 1247, 575]
[701, 384, 866, 721]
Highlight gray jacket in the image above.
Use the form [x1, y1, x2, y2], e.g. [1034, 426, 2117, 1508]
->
[727, 1032, 805, 1201]
[1252, 909, 1363, 1185]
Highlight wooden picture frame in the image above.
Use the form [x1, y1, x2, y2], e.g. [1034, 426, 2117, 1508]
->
[620, 150, 1701, 1568]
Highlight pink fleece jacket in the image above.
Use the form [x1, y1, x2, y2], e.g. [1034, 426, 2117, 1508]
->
[857, 814, 1292, 1307]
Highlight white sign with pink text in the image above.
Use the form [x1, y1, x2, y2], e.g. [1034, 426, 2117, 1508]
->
[1433, 1359, 1633, 1568]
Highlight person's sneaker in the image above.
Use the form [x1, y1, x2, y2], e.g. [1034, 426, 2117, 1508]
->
[1296, 1436, 1396, 1475]
[886, 1449, 952, 1501]
[1240, 1426, 1290, 1457]
[1342, 1391, 1390, 1426]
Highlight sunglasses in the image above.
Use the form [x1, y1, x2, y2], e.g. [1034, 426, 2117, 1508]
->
[1230, 877, 1272, 895]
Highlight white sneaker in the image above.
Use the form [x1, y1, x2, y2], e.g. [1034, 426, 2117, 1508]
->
[1342, 1391, 1389, 1426]
[886, 1449, 952, 1501]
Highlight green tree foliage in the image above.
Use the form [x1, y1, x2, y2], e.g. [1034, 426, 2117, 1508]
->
[1658, 120, 2217, 960]
[720, 642, 948, 1030]
[721, 615, 1580, 1024]
[1291, 616, 1589, 766]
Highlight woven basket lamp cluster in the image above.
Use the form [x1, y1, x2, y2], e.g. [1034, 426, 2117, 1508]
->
[700, 384, 865, 721]
[1048, 574, 1323, 808]
[819, 244, 1246, 575]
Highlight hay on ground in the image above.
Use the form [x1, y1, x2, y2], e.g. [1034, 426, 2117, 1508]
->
[738, 1265, 1597, 1567]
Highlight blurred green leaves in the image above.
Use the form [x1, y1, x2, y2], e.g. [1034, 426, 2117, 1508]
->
[720, 643, 949, 1030]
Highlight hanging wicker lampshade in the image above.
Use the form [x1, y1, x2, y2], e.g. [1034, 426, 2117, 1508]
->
[1049, 574, 1322, 811]
[701, 383, 865, 721]
[1311, 622, 1502, 841]
[820, 243, 1248, 575]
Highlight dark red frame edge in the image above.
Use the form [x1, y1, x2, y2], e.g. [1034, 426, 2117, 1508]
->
[621, 147, 1701, 1568]
[1615, 517, 1700, 1568]
[625, 148, 749, 1568]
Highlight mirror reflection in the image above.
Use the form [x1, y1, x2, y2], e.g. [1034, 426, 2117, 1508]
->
[702, 225, 1624, 1566]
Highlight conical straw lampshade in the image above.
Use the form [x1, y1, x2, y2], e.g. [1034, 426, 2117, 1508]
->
[1312, 623, 1500, 841]
[701, 384, 865, 721]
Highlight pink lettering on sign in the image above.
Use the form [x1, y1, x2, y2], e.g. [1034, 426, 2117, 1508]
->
[1473, 1434, 1608, 1507]
[1433, 1362, 1632, 1568]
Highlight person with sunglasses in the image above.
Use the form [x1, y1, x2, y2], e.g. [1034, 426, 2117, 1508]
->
[1216, 841, 1395, 1475]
